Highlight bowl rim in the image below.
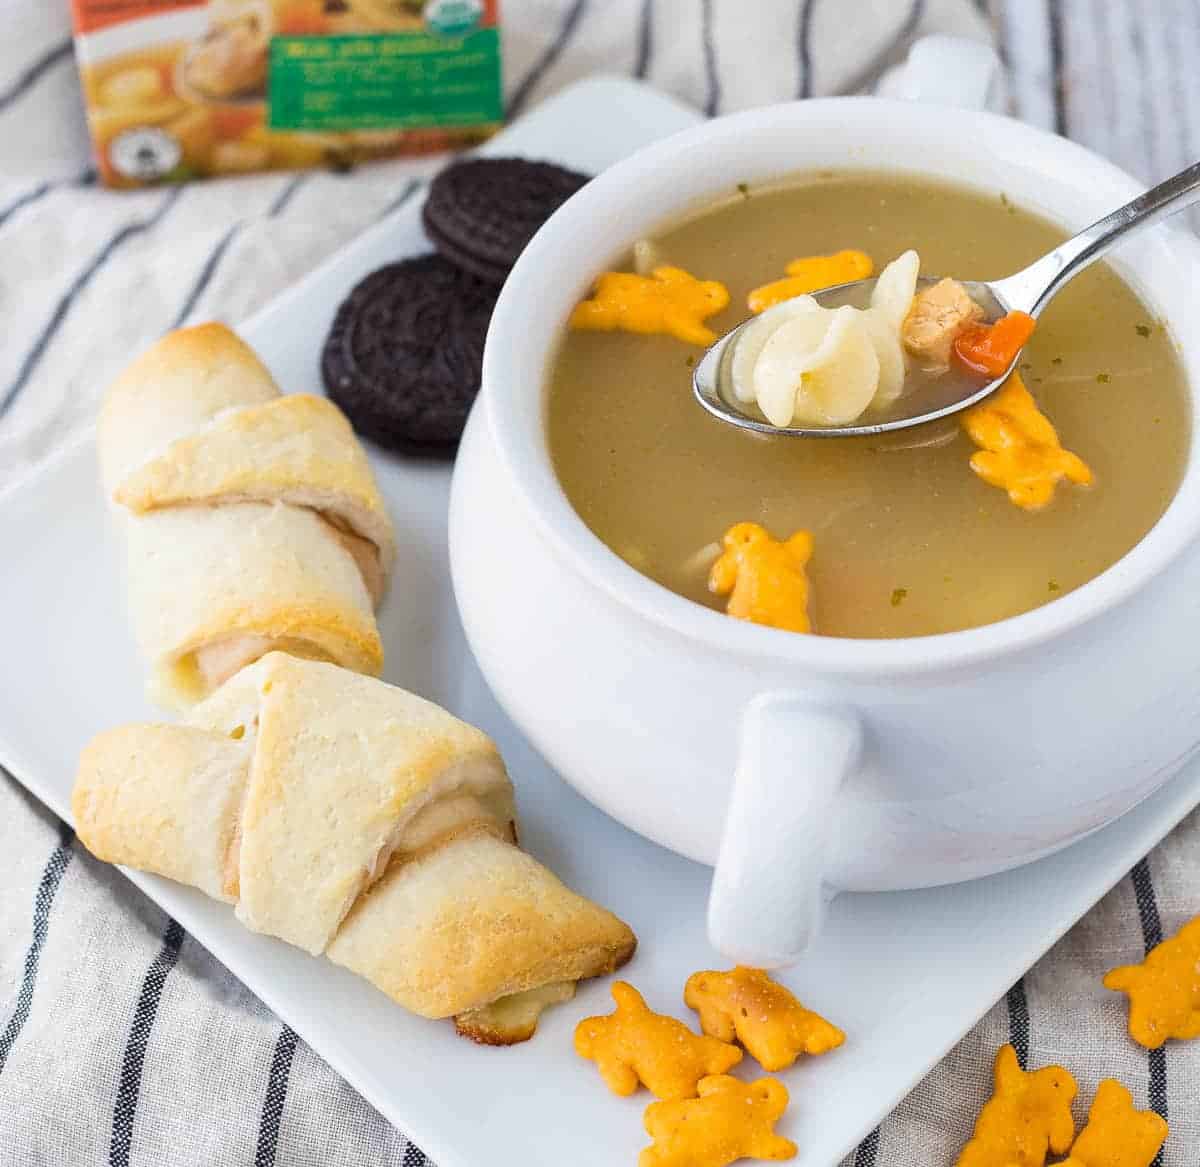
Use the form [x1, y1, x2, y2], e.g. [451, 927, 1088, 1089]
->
[480, 95, 1200, 677]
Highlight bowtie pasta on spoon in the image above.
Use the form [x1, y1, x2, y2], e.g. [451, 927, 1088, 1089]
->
[694, 160, 1200, 437]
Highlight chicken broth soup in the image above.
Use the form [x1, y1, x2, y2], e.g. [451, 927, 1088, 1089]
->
[547, 173, 1190, 639]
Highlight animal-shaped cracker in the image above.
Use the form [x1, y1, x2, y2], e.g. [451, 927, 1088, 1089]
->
[1058, 1079, 1168, 1167]
[708, 523, 814, 634]
[574, 981, 742, 1100]
[961, 373, 1093, 511]
[1103, 914, 1200, 1049]
[640, 1075, 797, 1167]
[684, 966, 845, 1071]
[748, 249, 874, 314]
[955, 1044, 1077, 1167]
[569, 266, 731, 346]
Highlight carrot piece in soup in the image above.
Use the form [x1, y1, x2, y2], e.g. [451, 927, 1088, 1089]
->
[954, 310, 1038, 377]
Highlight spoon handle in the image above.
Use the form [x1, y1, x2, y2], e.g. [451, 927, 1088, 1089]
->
[991, 160, 1200, 316]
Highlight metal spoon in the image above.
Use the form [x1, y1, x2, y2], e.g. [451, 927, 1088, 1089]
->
[694, 159, 1200, 438]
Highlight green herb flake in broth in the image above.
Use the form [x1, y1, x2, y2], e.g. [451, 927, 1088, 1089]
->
[685, 355, 695, 368]
[1097, 373, 1112, 384]
[1136, 324, 1152, 338]
[737, 182, 750, 198]
[1052, 356, 1063, 365]
[1048, 580, 1060, 592]
[890, 587, 908, 607]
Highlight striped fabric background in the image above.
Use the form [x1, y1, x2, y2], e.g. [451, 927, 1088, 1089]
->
[2, 1, 1199, 1163]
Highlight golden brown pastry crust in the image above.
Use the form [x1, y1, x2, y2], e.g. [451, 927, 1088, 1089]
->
[200, 654, 513, 955]
[98, 324, 394, 707]
[72, 723, 249, 903]
[113, 393, 395, 574]
[72, 655, 637, 1036]
[99, 323, 279, 494]
[327, 824, 637, 1018]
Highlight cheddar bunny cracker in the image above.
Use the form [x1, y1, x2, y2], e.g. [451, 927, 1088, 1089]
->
[955, 1044, 1077, 1167]
[1059, 1079, 1167, 1167]
[708, 523, 815, 634]
[961, 373, 1093, 511]
[747, 249, 874, 314]
[640, 1075, 797, 1167]
[1104, 915, 1200, 1048]
[569, 266, 731, 346]
[574, 982, 742, 1099]
[684, 967, 844, 1071]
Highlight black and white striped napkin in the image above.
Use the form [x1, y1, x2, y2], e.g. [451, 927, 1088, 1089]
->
[4, 1, 1200, 1163]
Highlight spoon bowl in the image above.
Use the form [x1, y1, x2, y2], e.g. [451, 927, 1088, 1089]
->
[693, 274, 1011, 438]
[695, 159, 1200, 438]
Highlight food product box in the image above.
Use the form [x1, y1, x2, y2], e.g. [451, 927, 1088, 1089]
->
[68, 0, 503, 188]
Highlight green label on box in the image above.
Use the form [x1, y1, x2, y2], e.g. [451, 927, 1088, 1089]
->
[268, 30, 502, 132]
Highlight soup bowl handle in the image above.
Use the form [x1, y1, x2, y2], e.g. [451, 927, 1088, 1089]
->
[707, 694, 862, 966]
[883, 35, 1002, 113]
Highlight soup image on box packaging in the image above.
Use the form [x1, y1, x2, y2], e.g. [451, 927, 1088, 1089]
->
[69, 0, 503, 187]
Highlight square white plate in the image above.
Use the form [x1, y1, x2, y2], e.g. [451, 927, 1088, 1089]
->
[3, 76, 1200, 1166]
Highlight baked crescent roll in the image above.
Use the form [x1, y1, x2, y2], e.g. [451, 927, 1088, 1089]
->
[72, 654, 637, 1044]
[99, 323, 393, 709]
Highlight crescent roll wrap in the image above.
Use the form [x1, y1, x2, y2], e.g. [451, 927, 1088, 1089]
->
[73, 654, 637, 1044]
[99, 323, 393, 709]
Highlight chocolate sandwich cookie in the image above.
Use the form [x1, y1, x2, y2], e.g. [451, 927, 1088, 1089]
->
[422, 156, 590, 284]
[321, 254, 498, 452]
